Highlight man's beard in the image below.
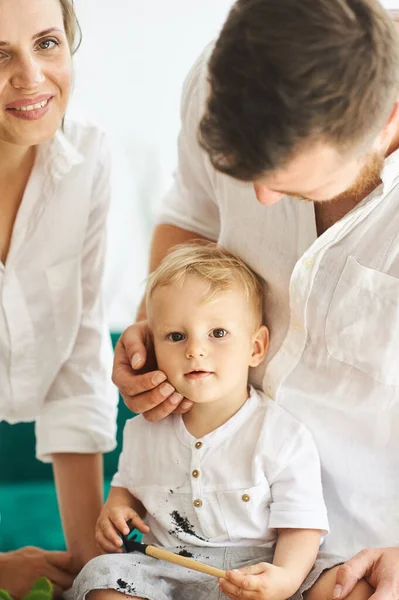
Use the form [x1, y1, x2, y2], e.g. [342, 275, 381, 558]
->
[295, 151, 385, 204]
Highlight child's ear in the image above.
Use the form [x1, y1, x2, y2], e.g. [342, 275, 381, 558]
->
[249, 325, 269, 367]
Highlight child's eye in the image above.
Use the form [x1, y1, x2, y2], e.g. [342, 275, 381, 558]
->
[210, 328, 227, 338]
[167, 332, 185, 342]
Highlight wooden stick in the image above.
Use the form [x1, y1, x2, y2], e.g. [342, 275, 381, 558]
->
[146, 545, 227, 578]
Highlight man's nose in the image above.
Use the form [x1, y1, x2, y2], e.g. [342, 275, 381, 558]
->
[253, 183, 284, 206]
[11, 54, 45, 90]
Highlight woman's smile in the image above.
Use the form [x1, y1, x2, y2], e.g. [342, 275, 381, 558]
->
[4, 93, 54, 120]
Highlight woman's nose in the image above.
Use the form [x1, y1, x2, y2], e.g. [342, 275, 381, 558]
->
[11, 54, 45, 90]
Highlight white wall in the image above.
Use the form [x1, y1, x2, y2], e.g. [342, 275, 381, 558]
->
[68, 1, 233, 330]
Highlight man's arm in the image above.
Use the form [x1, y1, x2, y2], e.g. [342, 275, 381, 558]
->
[333, 548, 399, 600]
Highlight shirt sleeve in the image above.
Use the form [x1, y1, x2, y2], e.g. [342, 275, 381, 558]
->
[156, 45, 221, 241]
[267, 424, 329, 535]
[35, 132, 118, 462]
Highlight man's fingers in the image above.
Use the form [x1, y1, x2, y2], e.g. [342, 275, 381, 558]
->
[367, 581, 393, 600]
[118, 324, 148, 370]
[116, 371, 170, 409]
[172, 399, 193, 414]
[110, 321, 190, 418]
[142, 391, 185, 422]
[334, 550, 378, 599]
[113, 359, 165, 400]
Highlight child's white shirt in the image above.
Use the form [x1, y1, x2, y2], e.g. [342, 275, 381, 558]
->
[112, 386, 329, 547]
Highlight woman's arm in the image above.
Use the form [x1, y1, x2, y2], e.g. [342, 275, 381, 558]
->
[52, 452, 103, 567]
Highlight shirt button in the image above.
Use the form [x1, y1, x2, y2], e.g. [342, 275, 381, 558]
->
[195, 442, 203, 449]
[242, 494, 251, 502]
[193, 499, 202, 508]
[192, 470, 200, 478]
[302, 257, 315, 270]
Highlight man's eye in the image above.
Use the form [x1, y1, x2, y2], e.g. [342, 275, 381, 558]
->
[210, 329, 227, 338]
[37, 38, 59, 51]
[168, 332, 185, 342]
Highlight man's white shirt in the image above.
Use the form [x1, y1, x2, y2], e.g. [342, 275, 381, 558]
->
[157, 47, 399, 558]
[0, 120, 118, 461]
[112, 386, 329, 548]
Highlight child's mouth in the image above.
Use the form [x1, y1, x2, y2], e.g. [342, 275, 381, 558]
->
[184, 370, 213, 380]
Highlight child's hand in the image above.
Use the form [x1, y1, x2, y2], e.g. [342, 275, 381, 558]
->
[219, 562, 297, 600]
[95, 504, 150, 554]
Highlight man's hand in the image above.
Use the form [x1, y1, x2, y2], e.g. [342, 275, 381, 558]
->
[112, 321, 192, 421]
[0, 547, 77, 599]
[95, 503, 150, 554]
[334, 548, 399, 600]
[218, 562, 297, 600]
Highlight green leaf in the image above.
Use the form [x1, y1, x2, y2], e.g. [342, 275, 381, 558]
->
[29, 579, 52, 594]
[22, 592, 51, 600]
[21, 578, 53, 600]
[0, 591, 13, 600]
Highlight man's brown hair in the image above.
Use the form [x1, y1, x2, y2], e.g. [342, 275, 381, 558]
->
[198, 0, 399, 181]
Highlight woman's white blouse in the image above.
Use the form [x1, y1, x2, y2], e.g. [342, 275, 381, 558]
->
[0, 120, 118, 461]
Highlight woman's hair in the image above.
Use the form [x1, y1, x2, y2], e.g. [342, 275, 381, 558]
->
[146, 241, 265, 328]
[59, 0, 82, 54]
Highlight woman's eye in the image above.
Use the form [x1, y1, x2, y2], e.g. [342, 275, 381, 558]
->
[37, 38, 59, 51]
[167, 332, 185, 342]
[210, 328, 227, 338]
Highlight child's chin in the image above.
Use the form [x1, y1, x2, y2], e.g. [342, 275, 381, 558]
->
[186, 393, 217, 404]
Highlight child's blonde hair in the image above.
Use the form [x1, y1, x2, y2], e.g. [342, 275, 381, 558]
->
[146, 241, 264, 327]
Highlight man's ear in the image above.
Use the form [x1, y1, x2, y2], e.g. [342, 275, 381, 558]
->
[376, 101, 399, 154]
[249, 325, 269, 368]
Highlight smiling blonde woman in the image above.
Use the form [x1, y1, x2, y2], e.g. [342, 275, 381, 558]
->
[0, 0, 118, 595]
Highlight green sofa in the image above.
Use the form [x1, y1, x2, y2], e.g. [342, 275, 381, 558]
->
[0, 332, 133, 552]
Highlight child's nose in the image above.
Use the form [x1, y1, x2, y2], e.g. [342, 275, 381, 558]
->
[185, 341, 205, 359]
